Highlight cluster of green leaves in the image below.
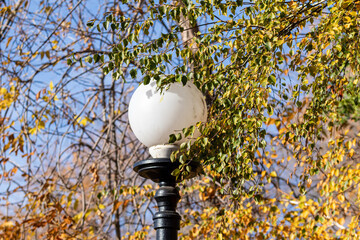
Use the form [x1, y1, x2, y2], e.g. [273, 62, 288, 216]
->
[337, 82, 360, 123]
[87, 0, 353, 194]
[87, 0, 360, 238]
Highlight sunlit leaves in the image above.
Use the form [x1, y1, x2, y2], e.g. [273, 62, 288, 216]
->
[2, 0, 360, 238]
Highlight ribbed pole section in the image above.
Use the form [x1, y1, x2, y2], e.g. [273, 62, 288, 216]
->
[154, 182, 180, 240]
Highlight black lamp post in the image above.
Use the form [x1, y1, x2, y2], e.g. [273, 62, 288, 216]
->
[133, 158, 200, 239]
[128, 80, 207, 240]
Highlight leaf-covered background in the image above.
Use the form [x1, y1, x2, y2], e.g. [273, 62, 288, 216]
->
[1, 0, 360, 239]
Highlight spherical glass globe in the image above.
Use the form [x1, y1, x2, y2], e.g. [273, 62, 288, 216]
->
[128, 80, 207, 149]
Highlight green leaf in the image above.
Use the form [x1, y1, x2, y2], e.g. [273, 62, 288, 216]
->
[176, 75, 182, 83]
[169, 134, 176, 143]
[85, 56, 92, 63]
[171, 168, 180, 177]
[143, 75, 151, 85]
[268, 75, 276, 85]
[93, 54, 100, 63]
[130, 69, 137, 79]
[183, 125, 195, 137]
[265, 42, 272, 51]
[175, 133, 182, 141]
[181, 75, 188, 86]
[111, 23, 116, 31]
[103, 21, 109, 30]
[87, 20, 95, 28]
[202, 137, 208, 147]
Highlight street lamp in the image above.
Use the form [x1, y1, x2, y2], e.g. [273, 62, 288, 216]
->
[128, 80, 207, 240]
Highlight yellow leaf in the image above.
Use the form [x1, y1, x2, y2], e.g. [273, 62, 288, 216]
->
[79, 118, 87, 126]
[49, 81, 54, 91]
[306, 178, 312, 188]
[60, 234, 69, 239]
[6, 36, 12, 48]
[266, 118, 276, 125]
[78, 117, 92, 126]
[89, 226, 94, 235]
[74, 199, 79, 210]
[349, 148, 355, 157]
[1, 221, 14, 227]
[84, 209, 92, 219]
[113, 201, 123, 212]
[29, 127, 37, 135]
[338, 217, 345, 225]
[270, 171, 277, 177]
[0, 88, 7, 95]
[73, 212, 83, 223]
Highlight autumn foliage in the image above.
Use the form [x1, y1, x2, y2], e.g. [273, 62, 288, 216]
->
[1, 0, 360, 239]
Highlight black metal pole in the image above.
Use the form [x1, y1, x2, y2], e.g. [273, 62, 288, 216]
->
[133, 158, 200, 240]
[154, 181, 180, 240]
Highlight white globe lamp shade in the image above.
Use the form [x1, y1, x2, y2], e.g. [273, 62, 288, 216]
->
[128, 80, 207, 157]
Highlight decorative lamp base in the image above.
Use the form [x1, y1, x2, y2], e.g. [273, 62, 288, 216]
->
[133, 158, 200, 240]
